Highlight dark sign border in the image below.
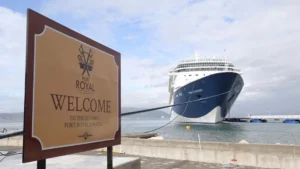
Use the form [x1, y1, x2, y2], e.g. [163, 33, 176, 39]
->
[22, 8, 121, 163]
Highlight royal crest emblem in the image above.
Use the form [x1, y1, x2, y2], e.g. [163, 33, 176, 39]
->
[77, 45, 94, 77]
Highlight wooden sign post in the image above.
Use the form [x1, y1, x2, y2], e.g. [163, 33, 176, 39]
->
[22, 9, 121, 169]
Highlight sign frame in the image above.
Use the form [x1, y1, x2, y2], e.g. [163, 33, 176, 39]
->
[22, 8, 121, 163]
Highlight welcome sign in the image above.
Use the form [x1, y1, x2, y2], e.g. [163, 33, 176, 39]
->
[23, 9, 121, 163]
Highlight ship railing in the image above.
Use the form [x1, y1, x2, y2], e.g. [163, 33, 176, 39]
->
[179, 59, 228, 63]
[169, 70, 241, 75]
[174, 65, 236, 70]
[173, 67, 241, 72]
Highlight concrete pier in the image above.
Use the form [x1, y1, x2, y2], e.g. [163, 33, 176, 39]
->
[101, 138, 300, 169]
[1, 136, 300, 169]
[0, 150, 141, 169]
[0, 146, 256, 169]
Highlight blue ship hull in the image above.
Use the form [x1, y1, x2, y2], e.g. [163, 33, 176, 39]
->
[282, 119, 300, 124]
[250, 119, 267, 123]
[172, 72, 244, 123]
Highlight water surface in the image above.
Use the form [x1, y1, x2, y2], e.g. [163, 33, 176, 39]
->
[122, 118, 300, 145]
[1, 119, 300, 145]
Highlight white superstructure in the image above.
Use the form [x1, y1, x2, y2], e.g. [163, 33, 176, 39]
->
[168, 54, 244, 123]
[168, 56, 241, 104]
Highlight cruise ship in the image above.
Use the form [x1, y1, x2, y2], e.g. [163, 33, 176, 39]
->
[168, 54, 244, 123]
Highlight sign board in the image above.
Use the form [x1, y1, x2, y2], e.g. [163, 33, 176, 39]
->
[23, 9, 121, 163]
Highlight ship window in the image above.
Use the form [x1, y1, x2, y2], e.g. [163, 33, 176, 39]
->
[196, 74, 198, 76]
[189, 74, 191, 76]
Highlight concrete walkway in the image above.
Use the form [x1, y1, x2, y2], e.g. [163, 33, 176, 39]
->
[104, 153, 262, 169]
[0, 146, 263, 169]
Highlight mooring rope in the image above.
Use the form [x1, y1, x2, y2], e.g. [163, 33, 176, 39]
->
[143, 82, 196, 133]
[0, 131, 23, 139]
[122, 90, 231, 116]
[0, 89, 231, 140]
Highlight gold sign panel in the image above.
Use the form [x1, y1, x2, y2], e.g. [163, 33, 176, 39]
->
[33, 26, 119, 149]
[23, 9, 121, 163]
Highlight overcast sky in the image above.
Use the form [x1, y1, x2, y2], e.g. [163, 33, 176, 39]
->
[1, 0, 300, 116]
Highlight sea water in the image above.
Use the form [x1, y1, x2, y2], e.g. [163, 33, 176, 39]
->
[121, 118, 300, 145]
[1, 118, 300, 145]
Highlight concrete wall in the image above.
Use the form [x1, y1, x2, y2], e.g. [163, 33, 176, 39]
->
[102, 138, 300, 169]
[0, 136, 23, 147]
[1, 136, 300, 169]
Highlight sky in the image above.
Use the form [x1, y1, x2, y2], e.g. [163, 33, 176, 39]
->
[1, 0, 300, 116]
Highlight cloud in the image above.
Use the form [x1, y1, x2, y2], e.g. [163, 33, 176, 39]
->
[123, 35, 139, 40]
[121, 55, 174, 108]
[0, 7, 26, 113]
[2, 0, 300, 116]
[47, 0, 299, 115]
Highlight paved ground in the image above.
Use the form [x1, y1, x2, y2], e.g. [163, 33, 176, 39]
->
[0, 146, 264, 169]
